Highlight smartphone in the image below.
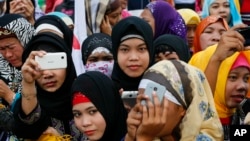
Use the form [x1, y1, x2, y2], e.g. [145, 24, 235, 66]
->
[35, 52, 67, 70]
[121, 91, 138, 108]
[141, 81, 166, 105]
[237, 26, 250, 46]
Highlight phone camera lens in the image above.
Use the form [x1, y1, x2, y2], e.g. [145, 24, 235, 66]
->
[61, 56, 64, 59]
[153, 87, 157, 91]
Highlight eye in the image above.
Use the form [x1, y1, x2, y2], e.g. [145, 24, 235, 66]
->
[73, 111, 81, 118]
[243, 75, 250, 82]
[228, 75, 237, 81]
[119, 47, 129, 53]
[89, 109, 98, 115]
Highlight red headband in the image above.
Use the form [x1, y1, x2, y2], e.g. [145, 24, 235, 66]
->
[72, 92, 90, 106]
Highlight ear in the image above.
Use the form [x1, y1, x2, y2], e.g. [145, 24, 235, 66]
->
[179, 107, 186, 117]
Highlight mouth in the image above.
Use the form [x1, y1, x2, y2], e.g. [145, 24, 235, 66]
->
[43, 81, 56, 87]
[84, 130, 95, 136]
[231, 94, 245, 103]
[128, 65, 140, 70]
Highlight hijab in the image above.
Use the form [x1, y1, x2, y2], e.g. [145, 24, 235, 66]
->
[154, 34, 191, 63]
[201, 0, 242, 27]
[142, 60, 223, 140]
[34, 14, 73, 50]
[0, 14, 35, 102]
[193, 15, 229, 54]
[111, 16, 154, 91]
[22, 31, 76, 120]
[71, 71, 127, 141]
[146, 1, 187, 40]
[81, 33, 112, 65]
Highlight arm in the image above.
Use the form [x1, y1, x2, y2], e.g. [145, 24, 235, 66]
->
[205, 24, 247, 93]
[21, 51, 46, 115]
[0, 80, 15, 105]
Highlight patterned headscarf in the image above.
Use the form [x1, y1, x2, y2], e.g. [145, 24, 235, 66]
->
[143, 60, 223, 140]
[0, 14, 35, 103]
[146, 1, 187, 40]
[81, 33, 112, 64]
[201, 0, 242, 27]
[189, 45, 250, 118]
[85, 0, 110, 35]
[71, 71, 127, 141]
[193, 15, 229, 54]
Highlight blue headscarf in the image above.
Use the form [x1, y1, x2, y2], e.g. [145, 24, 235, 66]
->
[201, 0, 242, 27]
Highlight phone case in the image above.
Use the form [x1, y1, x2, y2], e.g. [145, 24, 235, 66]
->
[121, 91, 138, 108]
[35, 52, 67, 70]
[141, 81, 166, 105]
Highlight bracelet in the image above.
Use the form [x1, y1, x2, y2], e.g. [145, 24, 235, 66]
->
[11, 92, 21, 111]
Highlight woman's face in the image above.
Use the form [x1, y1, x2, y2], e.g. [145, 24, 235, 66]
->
[120, 0, 127, 9]
[118, 38, 150, 78]
[86, 51, 113, 65]
[186, 24, 197, 48]
[73, 102, 106, 140]
[140, 9, 155, 36]
[107, 7, 122, 27]
[156, 100, 185, 137]
[225, 67, 250, 108]
[209, 0, 231, 23]
[199, 21, 226, 50]
[36, 68, 66, 92]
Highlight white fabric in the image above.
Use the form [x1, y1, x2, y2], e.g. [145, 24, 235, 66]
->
[139, 79, 181, 105]
[73, 0, 87, 75]
[85, 61, 114, 77]
[91, 47, 110, 54]
[35, 24, 63, 35]
[174, 0, 195, 4]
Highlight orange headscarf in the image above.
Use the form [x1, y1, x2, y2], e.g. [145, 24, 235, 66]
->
[193, 15, 229, 54]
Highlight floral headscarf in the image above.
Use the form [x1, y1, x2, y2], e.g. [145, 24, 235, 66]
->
[142, 60, 223, 140]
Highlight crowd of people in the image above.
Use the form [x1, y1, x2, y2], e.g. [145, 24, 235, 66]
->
[0, 0, 250, 141]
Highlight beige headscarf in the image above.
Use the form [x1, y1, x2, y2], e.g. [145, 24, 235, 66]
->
[142, 60, 223, 141]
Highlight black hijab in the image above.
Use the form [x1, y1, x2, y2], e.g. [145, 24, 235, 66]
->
[111, 16, 154, 91]
[71, 71, 127, 141]
[81, 33, 112, 65]
[34, 14, 73, 51]
[22, 32, 76, 120]
[154, 34, 191, 63]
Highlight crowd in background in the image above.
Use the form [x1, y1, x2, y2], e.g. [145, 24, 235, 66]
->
[0, 0, 250, 141]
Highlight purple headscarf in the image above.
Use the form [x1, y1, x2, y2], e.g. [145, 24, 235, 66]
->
[146, 1, 187, 40]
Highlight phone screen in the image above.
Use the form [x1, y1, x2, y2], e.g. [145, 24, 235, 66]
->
[237, 27, 250, 46]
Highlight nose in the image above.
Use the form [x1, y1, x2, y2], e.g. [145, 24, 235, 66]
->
[5, 49, 13, 58]
[42, 70, 53, 79]
[218, 6, 226, 13]
[128, 51, 139, 61]
[81, 116, 91, 127]
[211, 32, 221, 42]
[236, 80, 248, 92]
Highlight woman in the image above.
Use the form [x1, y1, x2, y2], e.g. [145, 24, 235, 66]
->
[201, 0, 242, 27]
[12, 28, 86, 140]
[193, 15, 229, 54]
[140, 1, 186, 40]
[177, 8, 200, 54]
[111, 16, 154, 92]
[71, 71, 127, 141]
[125, 60, 223, 141]
[82, 33, 114, 77]
[111, 16, 154, 110]
[154, 34, 191, 63]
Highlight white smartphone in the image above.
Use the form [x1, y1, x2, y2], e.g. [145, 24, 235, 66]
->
[121, 91, 138, 108]
[35, 52, 67, 70]
[141, 81, 166, 105]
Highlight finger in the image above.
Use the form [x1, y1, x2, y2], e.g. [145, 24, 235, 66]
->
[152, 91, 161, 117]
[161, 96, 169, 122]
[230, 24, 248, 31]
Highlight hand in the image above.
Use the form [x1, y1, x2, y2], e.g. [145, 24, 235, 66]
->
[0, 80, 15, 104]
[100, 15, 112, 35]
[21, 51, 46, 84]
[212, 24, 247, 62]
[136, 92, 169, 141]
[125, 101, 143, 141]
[10, 0, 35, 24]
